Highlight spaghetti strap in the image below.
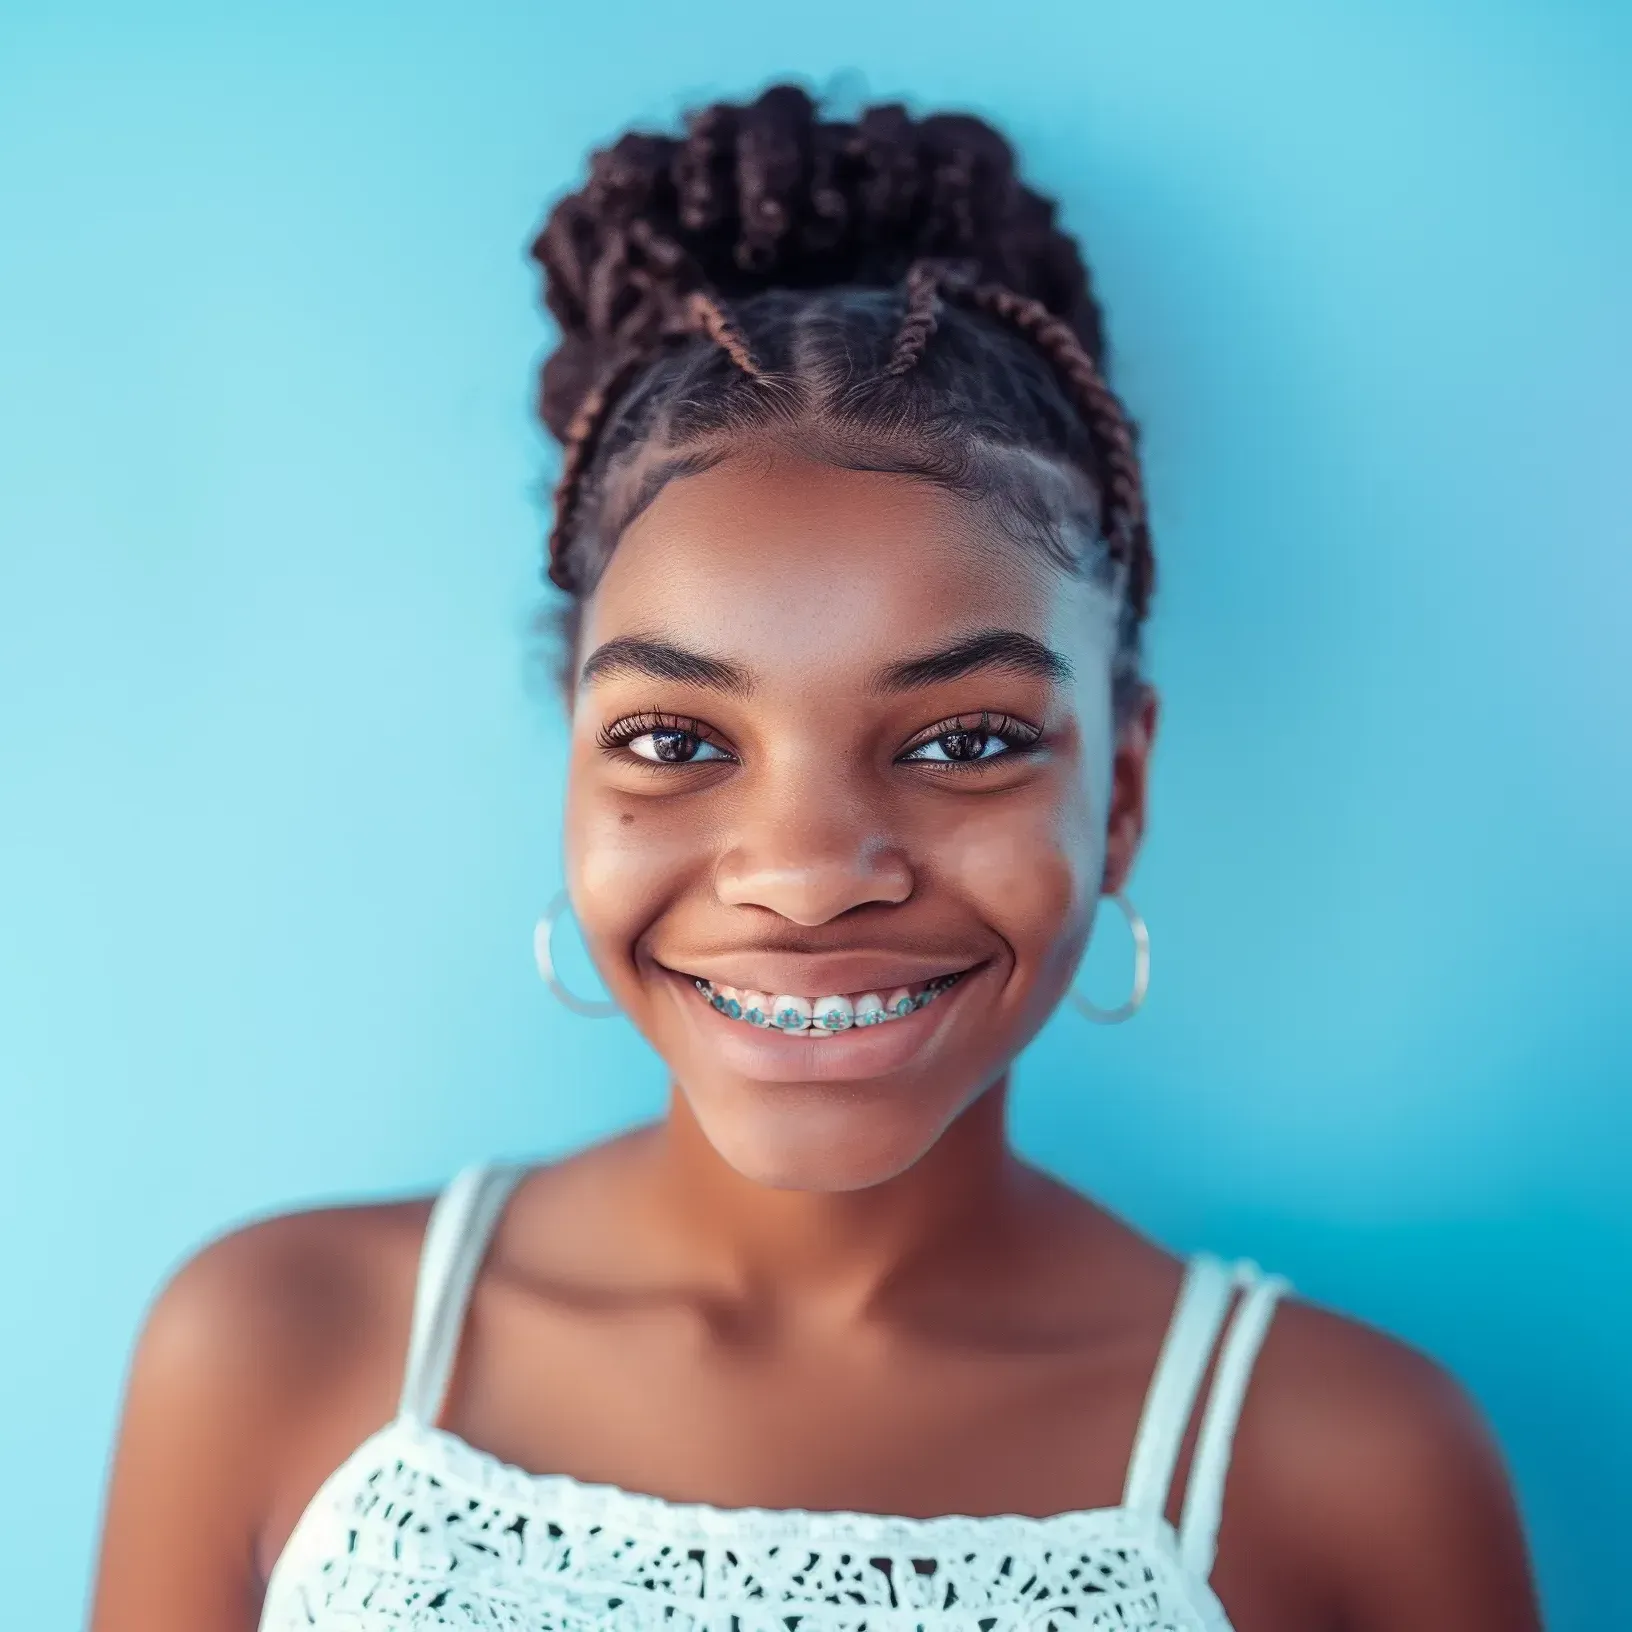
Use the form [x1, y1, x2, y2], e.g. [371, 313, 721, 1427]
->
[397, 1162, 529, 1427]
[1121, 1255, 1237, 1518]
[1177, 1263, 1292, 1578]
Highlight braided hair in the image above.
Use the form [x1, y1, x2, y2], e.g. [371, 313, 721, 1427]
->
[530, 84, 1154, 717]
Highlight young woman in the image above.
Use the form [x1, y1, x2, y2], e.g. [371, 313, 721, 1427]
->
[91, 85, 1543, 1632]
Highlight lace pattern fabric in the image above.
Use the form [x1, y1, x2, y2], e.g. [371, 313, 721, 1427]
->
[262, 1418, 1225, 1632]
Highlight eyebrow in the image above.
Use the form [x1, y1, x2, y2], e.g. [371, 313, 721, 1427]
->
[875, 629, 1074, 692]
[578, 636, 754, 697]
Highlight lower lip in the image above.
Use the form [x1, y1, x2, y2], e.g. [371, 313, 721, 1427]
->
[662, 969, 977, 1083]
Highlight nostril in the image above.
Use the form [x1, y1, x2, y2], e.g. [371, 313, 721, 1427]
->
[714, 851, 914, 924]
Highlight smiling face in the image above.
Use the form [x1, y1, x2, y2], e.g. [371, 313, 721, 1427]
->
[561, 445, 1157, 1192]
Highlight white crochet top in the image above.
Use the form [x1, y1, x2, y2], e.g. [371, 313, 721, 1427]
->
[260, 1164, 1290, 1631]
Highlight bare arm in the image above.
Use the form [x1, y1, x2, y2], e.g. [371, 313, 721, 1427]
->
[1261, 1310, 1545, 1632]
[1331, 1360, 1543, 1632]
[89, 1233, 279, 1632]
[88, 1205, 401, 1632]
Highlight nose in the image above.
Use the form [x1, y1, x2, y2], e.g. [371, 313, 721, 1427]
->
[714, 787, 913, 926]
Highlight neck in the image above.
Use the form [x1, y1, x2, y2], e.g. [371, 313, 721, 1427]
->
[630, 1079, 1040, 1319]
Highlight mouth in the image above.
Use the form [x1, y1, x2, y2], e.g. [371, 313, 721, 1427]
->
[690, 972, 968, 1035]
[660, 958, 986, 1085]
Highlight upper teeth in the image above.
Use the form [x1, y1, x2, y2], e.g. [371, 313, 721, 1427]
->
[694, 977, 959, 1032]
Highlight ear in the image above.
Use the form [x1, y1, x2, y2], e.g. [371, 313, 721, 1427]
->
[1101, 686, 1159, 895]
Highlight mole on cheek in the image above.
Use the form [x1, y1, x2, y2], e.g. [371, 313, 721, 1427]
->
[621, 813, 635, 826]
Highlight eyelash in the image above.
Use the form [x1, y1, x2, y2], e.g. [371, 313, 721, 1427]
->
[597, 710, 1043, 772]
[596, 712, 734, 763]
[898, 711, 1044, 771]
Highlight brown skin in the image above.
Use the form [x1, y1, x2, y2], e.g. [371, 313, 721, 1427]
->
[91, 450, 1543, 1632]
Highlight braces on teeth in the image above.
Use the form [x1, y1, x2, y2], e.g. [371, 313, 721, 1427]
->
[693, 975, 964, 1034]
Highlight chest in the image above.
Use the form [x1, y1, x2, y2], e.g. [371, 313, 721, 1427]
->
[262, 1222, 1328, 1632]
[415, 1290, 1332, 1632]
[449, 1283, 1159, 1517]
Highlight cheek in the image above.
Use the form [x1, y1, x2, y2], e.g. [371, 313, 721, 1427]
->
[935, 780, 1102, 971]
[562, 764, 705, 962]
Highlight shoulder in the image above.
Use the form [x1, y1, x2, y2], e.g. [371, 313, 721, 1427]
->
[1228, 1291, 1542, 1631]
[136, 1193, 432, 1420]
[92, 1191, 437, 1627]
[116, 1192, 438, 1533]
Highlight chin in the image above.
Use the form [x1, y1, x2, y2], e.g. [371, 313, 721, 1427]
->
[683, 1082, 953, 1193]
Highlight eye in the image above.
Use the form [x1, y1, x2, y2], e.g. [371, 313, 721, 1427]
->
[905, 729, 1008, 763]
[627, 728, 730, 764]
[597, 712, 736, 768]
[899, 712, 1042, 768]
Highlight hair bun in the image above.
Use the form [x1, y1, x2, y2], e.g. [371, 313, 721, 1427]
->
[531, 83, 1104, 441]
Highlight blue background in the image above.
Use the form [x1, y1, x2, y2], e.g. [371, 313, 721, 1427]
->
[1, 1, 1627, 1624]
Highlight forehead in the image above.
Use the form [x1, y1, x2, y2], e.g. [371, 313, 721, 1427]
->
[580, 451, 1117, 682]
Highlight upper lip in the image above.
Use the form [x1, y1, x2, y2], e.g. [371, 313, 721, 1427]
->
[656, 953, 983, 997]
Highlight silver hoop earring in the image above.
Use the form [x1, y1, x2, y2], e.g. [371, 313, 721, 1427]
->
[533, 890, 619, 1018]
[1070, 889, 1149, 1025]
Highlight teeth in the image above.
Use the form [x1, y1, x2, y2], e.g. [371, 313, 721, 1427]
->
[771, 995, 813, 1033]
[813, 995, 854, 1033]
[695, 976, 962, 1033]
